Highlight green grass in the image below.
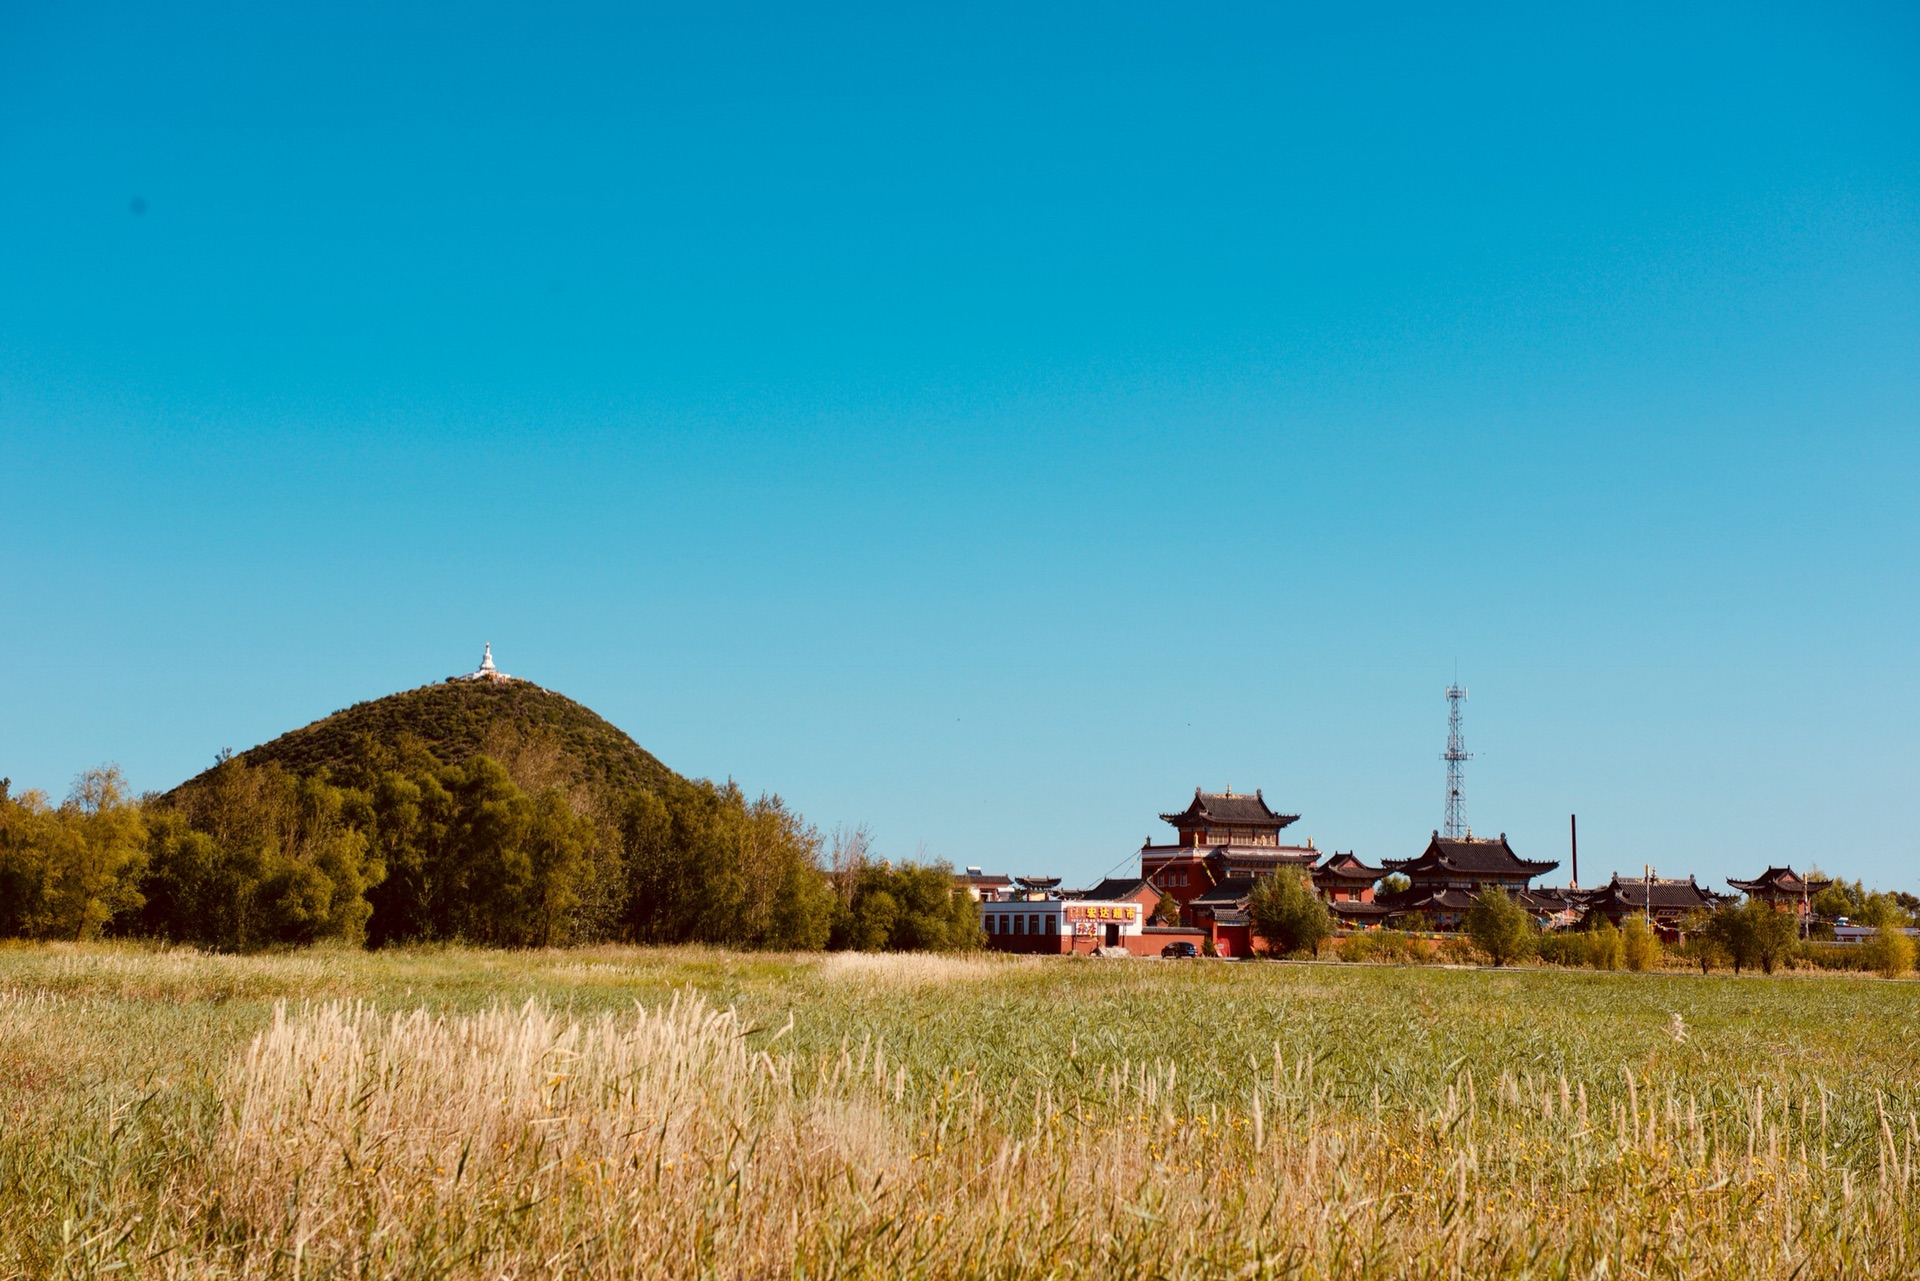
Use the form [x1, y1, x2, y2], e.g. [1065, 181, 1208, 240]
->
[3, 944, 1918, 1278]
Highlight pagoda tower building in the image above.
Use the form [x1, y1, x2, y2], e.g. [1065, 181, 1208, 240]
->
[454, 643, 515, 684]
[1728, 866, 1830, 919]
[1139, 789, 1319, 921]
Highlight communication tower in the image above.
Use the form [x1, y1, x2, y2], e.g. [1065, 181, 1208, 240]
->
[1442, 682, 1470, 839]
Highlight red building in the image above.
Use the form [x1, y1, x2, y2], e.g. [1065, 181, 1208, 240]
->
[1312, 852, 1384, 903]
[1139, 790, 1318, 923]
[1183, 880, 1256, 956]
[981, 877, 1207, 956]
[1728, 866, 1829, 919]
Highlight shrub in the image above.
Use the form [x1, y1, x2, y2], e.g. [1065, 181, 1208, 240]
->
[1249, 870, 1333, 958]
[1621, 917, 1660, 972]
[1796, 941, 1874, 972]
[1583, 917, 1623, 971]
[1533, 931, 1588, 968]
[1464, 888, 1535, 967]
[1863, 927, 1916, 979]
[1372, 931, 1418, 964]
[1705, 900, 1798, 974]
[1681, 934, 1729, 974]
[1437, 935, 1481, 966]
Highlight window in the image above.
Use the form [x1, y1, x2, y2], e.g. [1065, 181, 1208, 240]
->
[1028, 914, 1039, 934]
[985, 915, 996, 934]
[1014, 915, 1025, 935]
[1046, 915, 1057, 934]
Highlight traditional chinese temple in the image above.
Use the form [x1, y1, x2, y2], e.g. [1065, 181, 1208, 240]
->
[1138, 789, 1319, 919]
[968, 785, 1805, 957]
[1312, 852, 1385, 903]
[1576, 874, 1726, 940]
[1376, 832, 1558, 929]
[1728, 866, 1830, 917]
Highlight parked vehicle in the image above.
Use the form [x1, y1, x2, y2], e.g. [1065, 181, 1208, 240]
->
[1161, 941, 1199, 959]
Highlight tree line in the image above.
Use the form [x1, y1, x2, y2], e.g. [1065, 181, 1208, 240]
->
[1244, 869, 1916, 978]
[0, 749, 979, 953]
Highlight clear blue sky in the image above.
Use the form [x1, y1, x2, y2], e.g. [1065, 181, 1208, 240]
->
[3, 2, 1915, 892]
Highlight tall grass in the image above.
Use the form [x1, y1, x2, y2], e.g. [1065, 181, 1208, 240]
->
[2, 946, 1917, 1278]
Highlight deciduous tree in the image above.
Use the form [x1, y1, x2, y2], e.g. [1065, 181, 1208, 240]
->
[1249, 869, 1332, 958]
[1464, 887, 1534, 967]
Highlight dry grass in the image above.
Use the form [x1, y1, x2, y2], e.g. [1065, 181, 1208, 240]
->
[814, 948, 1035, 986]
[2, 946, 1918, 1278]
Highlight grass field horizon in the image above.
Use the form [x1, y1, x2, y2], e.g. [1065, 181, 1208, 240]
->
[4, 943, 1917, 1278]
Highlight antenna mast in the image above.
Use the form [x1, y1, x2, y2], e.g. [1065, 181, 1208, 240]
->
[1442, 682, 1471, 838]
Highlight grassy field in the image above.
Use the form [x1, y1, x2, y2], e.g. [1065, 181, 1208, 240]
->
[3, 945, 1918, 1279]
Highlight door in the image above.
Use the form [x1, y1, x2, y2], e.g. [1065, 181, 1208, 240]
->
[1104, 923, 1120, 948]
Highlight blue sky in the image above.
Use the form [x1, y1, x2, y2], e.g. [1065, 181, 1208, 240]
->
[2, 2, 1916, 891]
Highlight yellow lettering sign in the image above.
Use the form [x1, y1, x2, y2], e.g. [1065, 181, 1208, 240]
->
[1066, 905, 1138, 923]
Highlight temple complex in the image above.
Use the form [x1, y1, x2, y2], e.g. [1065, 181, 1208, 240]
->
[973, 784, 1854, 958]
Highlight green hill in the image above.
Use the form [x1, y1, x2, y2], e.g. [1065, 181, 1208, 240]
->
[180, 679, 679, 806]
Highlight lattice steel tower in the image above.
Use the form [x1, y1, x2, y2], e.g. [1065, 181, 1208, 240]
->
[1442, 682, 1471, 839]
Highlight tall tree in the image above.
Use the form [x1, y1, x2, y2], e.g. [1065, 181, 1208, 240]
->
[830, 862, 977, 952]
[619, 777, 833, 950]
[151, 757, 384, 949]
[1249, 869, 1333, 958]
[1704, 900, 1798, 974]
[49, 767, 148, 940]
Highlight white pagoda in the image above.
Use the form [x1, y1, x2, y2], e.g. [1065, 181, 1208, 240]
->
[455, 643, 514, 684]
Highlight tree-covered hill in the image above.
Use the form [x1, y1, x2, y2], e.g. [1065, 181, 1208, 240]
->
[176, 679, 679, 808]
[1, 677, 977, 954]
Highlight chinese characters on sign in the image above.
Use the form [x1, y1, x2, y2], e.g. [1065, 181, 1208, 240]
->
[1064, 905, 1137, 923]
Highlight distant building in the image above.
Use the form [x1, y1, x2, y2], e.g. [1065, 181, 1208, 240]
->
[453, 643, 515, 684]
[959, 868, 1013, 902]
[1378, 832, 1557, 930]
[1160, 788, 1300, 847]
[1184, 880, 1257, 957]
[1312, 852, 1384, 903]
[1070, 877, 1162, 913]
[1577, 875, 1726, 940]
[1729, 866, 1830, 918]
[980, 883, 1203, 955]
[1517, 887, 1584, 930]
[1139, 790, 1318, 922]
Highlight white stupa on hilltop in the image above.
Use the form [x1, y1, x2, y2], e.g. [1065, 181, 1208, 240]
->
[454, 642, 514, 684]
